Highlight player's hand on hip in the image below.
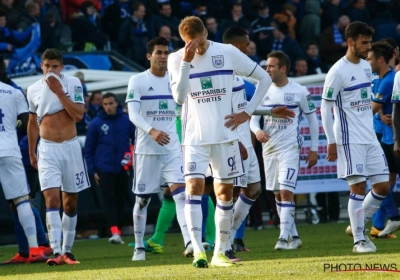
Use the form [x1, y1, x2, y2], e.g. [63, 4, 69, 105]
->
[224, 112, 250, 131]
[394, 141, 400, 158]
[381, 114, 392, 126]
[306, 150, 318, 168]
[238, 141, 248, 160]
[326, 143, 337, 162]
[46, 75, 64, 96]
[149, 128, 170, 146]
[183, 38, 200, 62]
[255, 130, 270, 143]
[29, 154, 38, 170]
[94, 173, 100, 186]
[271, 106, 295, 119]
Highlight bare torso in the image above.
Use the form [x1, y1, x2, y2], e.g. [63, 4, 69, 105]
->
[39, 110, 77, 142]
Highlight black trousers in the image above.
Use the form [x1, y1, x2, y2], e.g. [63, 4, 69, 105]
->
[97, 172, 128, 230]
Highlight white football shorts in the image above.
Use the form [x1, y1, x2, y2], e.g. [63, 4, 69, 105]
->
[183, 140, 245, 180]
[234, 147, 261, 188]
[38, 137, 91, 193]
[263, 148, 300, 192]
[337, 142, 389, 179]
[133, 151, 185, 194]
[0, 156, 30, 200]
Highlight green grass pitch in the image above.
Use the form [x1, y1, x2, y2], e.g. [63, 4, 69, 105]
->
[1, 222, 400, 280]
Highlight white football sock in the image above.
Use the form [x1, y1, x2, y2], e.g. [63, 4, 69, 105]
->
[133, 197, 151, 249]
[279, 201, 295, 240]
[172, 188, 191, 247]
[62, 212, 77, 254]
[275, 198, 281, 217]
[46, 209, 62, 254]
[363, 190, 385, 225]
[348, 193, 365, 243]
[289, 202, 299, 237]
[185, 195, 203, 253]
[16, 201, 38, 248]
[214, 199, 233, 256]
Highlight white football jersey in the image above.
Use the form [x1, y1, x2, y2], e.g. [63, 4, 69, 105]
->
[392, 71, 400, 104]
[126, 70, 180, 155]
[168, 41, 258, 145]
[232, 75, 252, 148]
[0, 82, 28, 158]
[260, 80, 315, 154]
[322, 57, 375, 145]
[27, 74, 84, 124]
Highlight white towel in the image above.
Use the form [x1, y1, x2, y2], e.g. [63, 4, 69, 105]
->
[37, 73, 66, 119]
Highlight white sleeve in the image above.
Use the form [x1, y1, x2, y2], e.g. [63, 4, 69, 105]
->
[322, 67, 342, 101]
[320, 99, 336, 144]
[69, 77, 84, 104]
[305, 112, 319, 151]
[250, 115, 262, 134]
[15, 89, 28, 115]
[127, 102, 152, 133]
[168, 52, 191, 105]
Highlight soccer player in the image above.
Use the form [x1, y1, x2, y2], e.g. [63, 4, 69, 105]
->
[367, 42, 400, 238]
[250, 51, 319, 250]
[168, 16, 293, 268]
[321, 21, 389, 253]
[0, 81, 47, 264]
[126, 37, 191, 261]
[27, 49, 90, 265]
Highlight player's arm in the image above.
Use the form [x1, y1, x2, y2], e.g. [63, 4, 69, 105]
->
[83, 121, 99, 177]
[250, 115, 269, 143]
[253, 106, 295, 119]
[393, 103, 400, 157]
[305, 112, 319, 168]
[27, 113, 39, 169]
[46, 75, 84, 122]
[15, 89, 29, 131]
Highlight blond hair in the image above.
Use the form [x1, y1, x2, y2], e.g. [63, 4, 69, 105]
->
[179, 16, 205, 39]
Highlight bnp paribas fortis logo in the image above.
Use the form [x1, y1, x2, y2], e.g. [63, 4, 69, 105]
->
[200, 77, 213, 89]
[361, 88, 368, 99]
[159, 100, 168, 109]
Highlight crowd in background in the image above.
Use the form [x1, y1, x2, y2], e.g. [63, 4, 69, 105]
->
[1, 0, 400, 76]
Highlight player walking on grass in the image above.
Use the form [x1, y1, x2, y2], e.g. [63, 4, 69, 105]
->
[126, 37, 191, 261]
[250, 51, 319, 251]
[321, 22, 389, 253]
[168, 16, 294, 268]
[27, 49, 90, 265]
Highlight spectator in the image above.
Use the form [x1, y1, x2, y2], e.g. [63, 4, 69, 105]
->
[250, 1, 273, 60]
[17, 1, 40, 31]
[0, 10, 35, 54]
[221, 2, 250, 34]
[0, 0, 21, 29]
[84, 92, 135, 244]
[39, 11, 72, 51]
[101, 0, 131, 50]
[293, 58, 308, 77]
[118, 2, 148, 67]
[247, 40, 260, 64]
[149, 2, 180, 41]
[193, 1, 208, 23]
[288, 0, 305, 22]
[59, 0, 101, 24]
[299, 0, 320, 50]
[269, 19, 304, 76]
[34, 0, 61, 23]
[320, 15, 350, 68]
[205, 16, 222, 43]
[305, 43, 327, 75]
[345, 0, 371, 25]
[158, 25, 179, 52]
[321, 0, 342, 31]
[87, 90, 103, 119]
[70, 1, 107, 51]
[273, 3, 297, 39]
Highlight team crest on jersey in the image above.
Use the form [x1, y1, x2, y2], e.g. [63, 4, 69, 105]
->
[240, 176, 247, 186]
[356, 164, 364, 173]
[101, 124, 109, 135]
[364, 69, 372, 79]
[187, 162, 196, 172]
[375, 93, 383, 100]
[212, 55, 224, 68]
[138, 183, 145, 192]
[284, 93, 295, 104]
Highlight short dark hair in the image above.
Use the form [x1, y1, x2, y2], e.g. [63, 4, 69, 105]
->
[271, 19, 288, 35]
[146, 36, 169, 54]
[89, 91, 102, 102]
[132, 2, 144, 12]
[370, 42, 393, 64]
[102, 92, 118, 102]
[222, 27, 248, 44]
[267, 51, 290, 73]
[42, 48, 63, 64]
[344, 21, 374, 41]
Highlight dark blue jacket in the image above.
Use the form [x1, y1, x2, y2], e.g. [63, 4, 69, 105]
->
[84, 107, 135, 175]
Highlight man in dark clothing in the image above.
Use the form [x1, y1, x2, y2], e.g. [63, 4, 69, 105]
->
[84, 92, 136, 244]
[149, 2, 180, 41]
